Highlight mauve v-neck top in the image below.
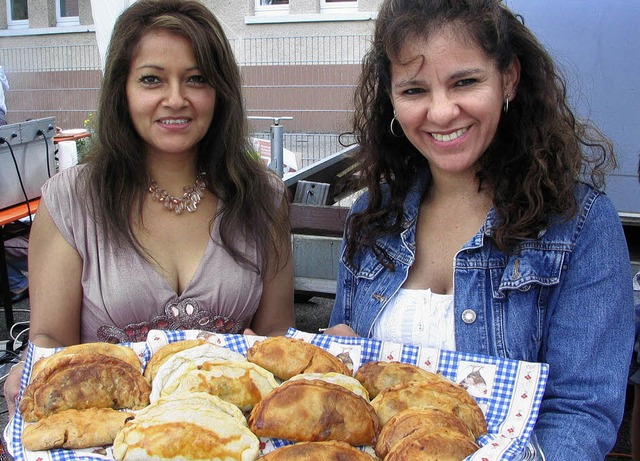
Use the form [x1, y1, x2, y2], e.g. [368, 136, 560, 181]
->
[41, 166, 263, 343]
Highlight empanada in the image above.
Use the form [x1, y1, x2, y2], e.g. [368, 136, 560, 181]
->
[143, 339, 206, 382]
[113, 392, 259, 461]
[384, 427, 478, 461]
[31, 342, 142, 378]
[146, 392, 247, 426]
[355, 361, 450, 399]
[288, 372, 369, 399]
[149, 343, 246, 401]
[22, 408, 134, 451]
[19, 354, 151, 422]
[113, 420, 259, 461]
[163, 360, 279, 411]
[370, 380, 487, 438]
[249, 379, 379, 446]
[375, 408, 474, 459]
[260, 441, 378, 460]
[246, 336, 350, 380]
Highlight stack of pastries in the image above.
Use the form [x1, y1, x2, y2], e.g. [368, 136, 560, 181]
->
[17, 336, 488, 461]
[19, 343, 149, 451]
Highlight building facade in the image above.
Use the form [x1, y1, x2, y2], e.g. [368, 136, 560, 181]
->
[0, 0, 380, 165]
[2, 0, 638, 218]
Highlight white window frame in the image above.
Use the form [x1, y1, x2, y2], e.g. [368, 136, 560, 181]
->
[7, 0, 29, 30]
[56, 0, 80, 27]
[321, 0, 358, 13]
[255, 0, 290, 16]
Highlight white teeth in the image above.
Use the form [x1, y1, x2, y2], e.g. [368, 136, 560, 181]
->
[431, 127, 467, 142]
[160, 119, 188, 125]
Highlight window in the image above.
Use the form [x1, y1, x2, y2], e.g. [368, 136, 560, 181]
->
[7, 0, 28, 29]
[255, 0, 289, 15]
[248, 0, 371, 23]
[321, 0, 358, 13]
[57, 0, 80, 27]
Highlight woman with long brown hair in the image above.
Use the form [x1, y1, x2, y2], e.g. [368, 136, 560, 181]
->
[325, 0, 634, 458]
[4, 0, 294, 416]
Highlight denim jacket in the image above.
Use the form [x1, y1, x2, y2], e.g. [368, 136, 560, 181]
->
[330, 173, 634, 460]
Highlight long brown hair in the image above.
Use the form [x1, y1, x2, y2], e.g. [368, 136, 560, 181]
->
[81, 0, 289, 273]
[345, 0, 615, 265]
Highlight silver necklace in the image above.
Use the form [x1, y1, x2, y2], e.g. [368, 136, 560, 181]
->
[148, 173, 206, 215]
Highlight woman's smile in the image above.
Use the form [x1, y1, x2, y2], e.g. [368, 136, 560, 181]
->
[430, 126, 469, 143]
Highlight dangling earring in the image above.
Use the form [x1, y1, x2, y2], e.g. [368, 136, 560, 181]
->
[390, 111, 404, 137]
[503, 93, 512, 114]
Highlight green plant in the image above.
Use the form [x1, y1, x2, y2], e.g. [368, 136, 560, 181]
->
[76, 112, 96, 162]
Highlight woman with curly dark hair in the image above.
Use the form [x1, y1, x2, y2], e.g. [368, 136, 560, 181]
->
[4, 0, 294, 416]
[325, 0, 634, 458]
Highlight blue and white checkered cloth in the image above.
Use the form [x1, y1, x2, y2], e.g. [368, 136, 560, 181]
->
[6, 328, 548, 461]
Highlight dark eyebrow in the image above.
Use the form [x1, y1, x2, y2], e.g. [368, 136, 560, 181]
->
[450, 68, 484, 80]
[393, 67, 485, 90]
[134, 64, 201, 72]
[134, 64, 163, 71]
[393, 77, 424, 90]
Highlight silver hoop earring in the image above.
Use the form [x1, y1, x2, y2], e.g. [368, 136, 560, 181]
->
[390, 114, 404, 137]
[503, 93, 511, 114]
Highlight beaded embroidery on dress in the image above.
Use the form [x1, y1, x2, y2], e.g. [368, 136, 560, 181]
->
[97, 298, 249, 343]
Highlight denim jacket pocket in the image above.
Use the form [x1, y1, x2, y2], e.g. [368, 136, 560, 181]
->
[495, 247, 567, 298]
[343, 237, 414, 281]
[342, 249, 386, 280]
[489, 247, 568, 360]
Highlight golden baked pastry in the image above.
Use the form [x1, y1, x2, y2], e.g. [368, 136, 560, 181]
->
[161, 360, 279, 411]
[370, 380, 487, 438]
[113, 392, 259, 461]
[384, 427, 479, 461]
[246, 336, 350, 380]
[149, 342, 246, 402]
[375, 408, 474, 459]
[288, 372, 369, 399]
[143, 339, 206, 382]
[354, 361, 450, 399]
[22, 408, 134, 451]
[19, 353, 151, 422]
[145, 392, 247, 426]
[260, 441, 378, 460]
[248, 378, 379, 446]
[114, 421, 259, 461]
[31, 342, 142, 378]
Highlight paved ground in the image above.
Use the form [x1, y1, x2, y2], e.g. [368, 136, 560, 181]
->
[0, 296, 633, 459]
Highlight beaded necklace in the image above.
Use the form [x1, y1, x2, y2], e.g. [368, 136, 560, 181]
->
[148, 173, 206, 214]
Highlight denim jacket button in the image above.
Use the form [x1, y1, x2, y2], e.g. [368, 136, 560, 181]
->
[462, 309, 477, 324]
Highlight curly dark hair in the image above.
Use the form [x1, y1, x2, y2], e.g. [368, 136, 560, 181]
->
[344, 0, 615, 265]
[80, 0, 289, 273]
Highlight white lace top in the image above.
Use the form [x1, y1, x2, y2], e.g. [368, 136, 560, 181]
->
[372, 288, 456, 350]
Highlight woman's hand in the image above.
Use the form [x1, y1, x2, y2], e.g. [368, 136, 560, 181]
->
[321, 323, 359, 337]
[4, 361, 25, 418]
